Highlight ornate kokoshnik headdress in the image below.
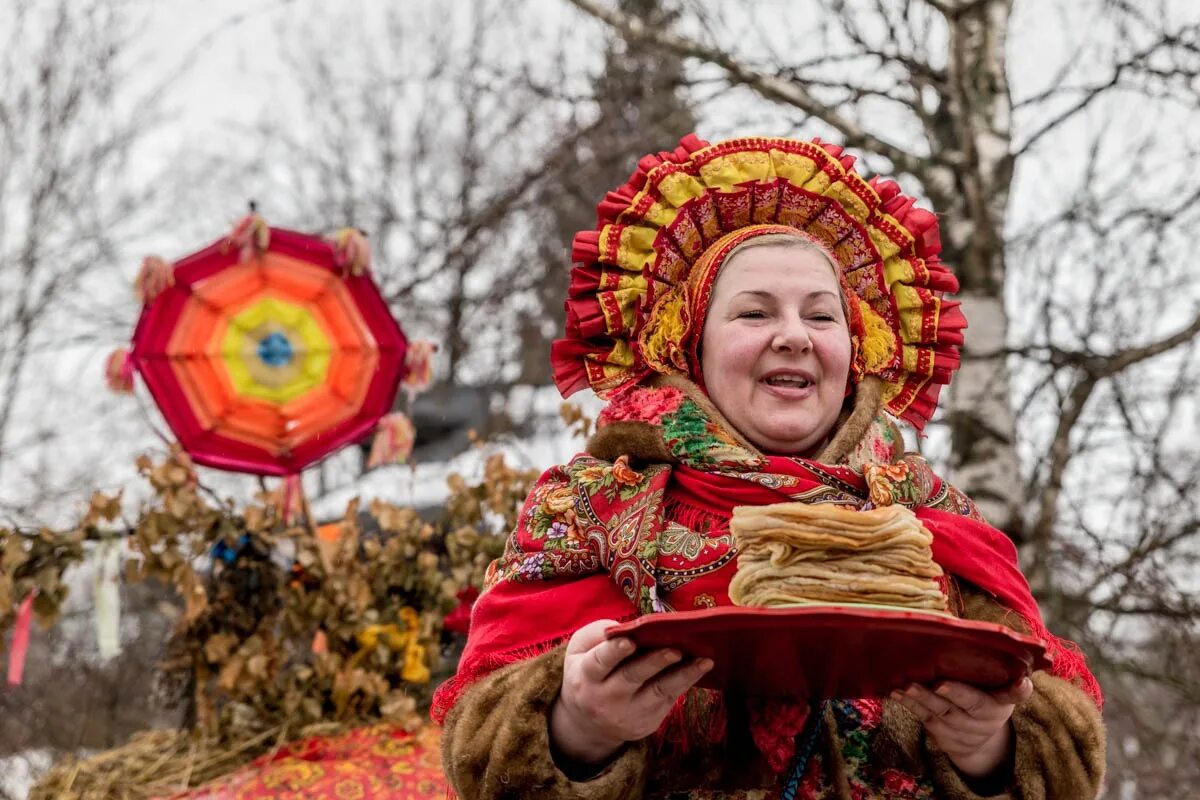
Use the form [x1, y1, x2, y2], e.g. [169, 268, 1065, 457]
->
[550, 135, 966, 431]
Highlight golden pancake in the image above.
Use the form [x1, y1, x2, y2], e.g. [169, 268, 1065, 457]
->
[729, 502, 947, 612]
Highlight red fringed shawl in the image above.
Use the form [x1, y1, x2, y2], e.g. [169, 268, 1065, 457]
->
[432, 438, 1102, 727]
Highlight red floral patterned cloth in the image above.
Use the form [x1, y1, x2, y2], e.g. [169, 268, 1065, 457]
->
[162, 724, 446, 800]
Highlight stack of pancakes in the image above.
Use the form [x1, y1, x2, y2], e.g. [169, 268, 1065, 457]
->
[728, 502, 947, 612]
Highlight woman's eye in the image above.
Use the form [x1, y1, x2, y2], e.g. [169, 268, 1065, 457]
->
[810, 314, 836, 322]
[736, 310, 767, 319]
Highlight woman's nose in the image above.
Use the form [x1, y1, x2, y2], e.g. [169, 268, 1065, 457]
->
[771, 318, 813, 352]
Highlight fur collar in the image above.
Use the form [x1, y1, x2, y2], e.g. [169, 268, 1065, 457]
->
[586, 375, 904, 471]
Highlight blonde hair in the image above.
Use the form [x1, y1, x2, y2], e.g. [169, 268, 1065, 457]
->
[718, 233, 849, 320]
[722, 232, 833, 265]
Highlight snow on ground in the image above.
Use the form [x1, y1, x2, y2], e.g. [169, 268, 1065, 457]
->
[0, 749, 53, 800]
[310, 385, 603, 521]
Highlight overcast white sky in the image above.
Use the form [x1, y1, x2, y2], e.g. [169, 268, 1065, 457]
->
[3, 0, 1197, 529]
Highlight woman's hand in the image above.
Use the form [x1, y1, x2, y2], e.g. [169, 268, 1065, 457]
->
[550, 619, 713, 766]
[892, 676, 1034, 779]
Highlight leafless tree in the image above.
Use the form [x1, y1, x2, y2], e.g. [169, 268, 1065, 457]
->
[0, 0, 167, 524]
[1006, 130, 1200, 791]
[566, 0, 1200, 792]
[513, 0, 699, 385]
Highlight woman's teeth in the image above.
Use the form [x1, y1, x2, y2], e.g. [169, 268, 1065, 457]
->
[765, 376, 812, 387]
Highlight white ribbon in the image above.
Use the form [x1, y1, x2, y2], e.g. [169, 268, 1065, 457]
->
[94, 538, 122, 660]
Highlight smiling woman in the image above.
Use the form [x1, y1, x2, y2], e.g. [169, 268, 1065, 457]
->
[701, 238, 852, 456]
[434, 135, 1106, 799]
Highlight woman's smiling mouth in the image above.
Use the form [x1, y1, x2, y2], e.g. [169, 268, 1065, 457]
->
[760, 369, 817, 396]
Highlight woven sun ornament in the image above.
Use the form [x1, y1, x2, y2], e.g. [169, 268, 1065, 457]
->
[119, 213, 410, 476]
[550, 135, 966, 430]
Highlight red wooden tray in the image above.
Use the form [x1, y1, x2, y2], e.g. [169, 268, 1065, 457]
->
[606, 604, 1051, 699]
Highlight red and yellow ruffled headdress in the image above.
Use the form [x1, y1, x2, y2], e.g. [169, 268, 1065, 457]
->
[550, 135, 966, 430]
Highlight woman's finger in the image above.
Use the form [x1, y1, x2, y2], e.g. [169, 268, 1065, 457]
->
[933, 681, 998, 719]
[611, 647, 682, 688]
[903, 685, 958, 721]
[988, 676, 1034, 706]
[892, 689, 937, 724]
[637, 657, 713, 705]
[564, 620, 633, 685]
[892, 686, 980, 731]
[565, 619, 621, 656]
[575, 639, 636, 683]
[933, 678, 1031, 721]
[921, 717, 995, 754]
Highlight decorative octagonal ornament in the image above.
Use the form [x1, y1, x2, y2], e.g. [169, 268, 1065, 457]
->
[128, 221, 408, 476]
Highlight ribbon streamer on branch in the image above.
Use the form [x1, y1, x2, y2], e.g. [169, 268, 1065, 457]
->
[95, 539, 123, 661]
[7, 590, 37, 687]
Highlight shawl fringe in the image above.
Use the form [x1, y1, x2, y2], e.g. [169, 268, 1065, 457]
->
[431, 637, 568, 725]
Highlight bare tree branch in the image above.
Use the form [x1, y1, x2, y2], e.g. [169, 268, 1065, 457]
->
[1014, 25, 1200, 157]
[564, 0, 932, 179]
[923, 0, 993, 19]
[1025, 310, 1200, 590]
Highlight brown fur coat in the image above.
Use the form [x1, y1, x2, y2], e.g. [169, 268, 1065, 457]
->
[442, 584, 1104, 799]
[440, 390, 1106, 798]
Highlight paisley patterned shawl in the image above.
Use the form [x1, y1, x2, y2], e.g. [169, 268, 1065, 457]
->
[431, 385, 1102, 723]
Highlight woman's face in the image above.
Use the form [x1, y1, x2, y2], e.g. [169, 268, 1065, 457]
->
[699, 244, 852, 456]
